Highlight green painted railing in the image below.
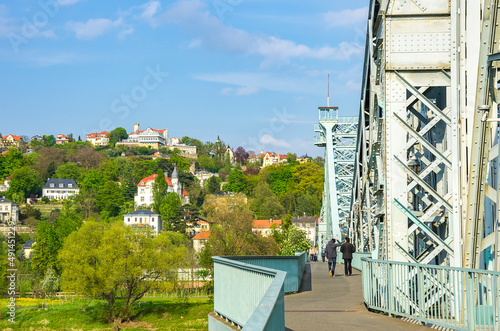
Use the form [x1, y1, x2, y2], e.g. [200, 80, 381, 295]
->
[210, 253, 306, 330]
[362, 258, 500, 330]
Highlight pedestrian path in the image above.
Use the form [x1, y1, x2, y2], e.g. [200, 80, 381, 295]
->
[284, 261, 430, 330]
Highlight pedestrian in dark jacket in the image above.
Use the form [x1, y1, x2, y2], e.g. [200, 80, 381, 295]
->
[325, 238, 342, 277]
[340, 237, 355, 276]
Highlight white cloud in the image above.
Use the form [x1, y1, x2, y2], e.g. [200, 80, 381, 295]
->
[159, 0, 363, 66]
[57, 0, 83, 6]
[220, 86, 259, 96]
[141, 1, 161, 20]
[66, 17, 123, 40]
[323, 7, 368, 28]
[259, 134, 291, 149]
[188, 38, 202, 48]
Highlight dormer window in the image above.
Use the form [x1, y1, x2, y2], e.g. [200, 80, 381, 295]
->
[59, 183, 63, 188]
[68, 184, 73, 188]
[50, 183, 54, 188]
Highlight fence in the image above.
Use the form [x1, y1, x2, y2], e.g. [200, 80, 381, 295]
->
[210, 252, 306, 330]
[361, 258, 500, 330]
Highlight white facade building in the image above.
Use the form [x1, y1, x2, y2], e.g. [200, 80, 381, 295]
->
[42, 179, 79, 200]
[0, 197, 19, 223]
[134, 167, 189, 207]
[116, 123, 168, 149]
[124, 209, 162, 234]
[292, 216, 318, 247]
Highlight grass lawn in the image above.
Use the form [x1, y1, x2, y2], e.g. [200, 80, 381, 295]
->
[0, 297, 213, 330]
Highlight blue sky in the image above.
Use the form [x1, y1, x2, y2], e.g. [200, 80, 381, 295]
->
[0, 0, 368, 157]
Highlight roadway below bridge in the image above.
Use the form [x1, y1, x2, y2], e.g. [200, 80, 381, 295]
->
[284, 260, 430, 330]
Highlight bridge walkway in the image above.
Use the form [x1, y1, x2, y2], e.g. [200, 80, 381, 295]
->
[284, 260, 430, 330]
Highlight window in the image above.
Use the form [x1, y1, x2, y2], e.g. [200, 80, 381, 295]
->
[68, 184, 73, 188]
[50, 183, 54, 188]
[59, 183, 63, 188]
[141, 197, 144, 202]
[152, 218, 155, 222]
[135, 218, 137, 222]
[127, 218, 130, 223]
[141, 189, 144, 194]
[140, 218, 142, 223]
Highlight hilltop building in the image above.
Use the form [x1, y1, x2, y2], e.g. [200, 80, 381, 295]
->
[262, 152, 287, 167]
[116, 123, 168, 149]
[134, 167, 189, 207]
[252, 219, 282, 236]
[124, 209, 162, 234]
[0, 135, 23, 149]
[292, 216, 318, 246]
[86, 131, 110, 147]
[56, 134, 69, 144]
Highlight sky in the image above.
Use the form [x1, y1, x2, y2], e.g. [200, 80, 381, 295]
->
[0, 0, 368, 157]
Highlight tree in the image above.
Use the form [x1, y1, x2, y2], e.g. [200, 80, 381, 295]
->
[272, 225, 310, 256]
[152, 170, 168, 213]
[96, 181, 124, 218]
[53, 162, 82, 181]
[59, 222, 187, 323]
[249, 181, 285, 219]
[109, 127, 128, 147]
[224, 169, 247, 193]
[205, 175, 221, 194]
[234, 146, 249, 164]
[44, 135, 56, 147]
[7, 166, 41, 201]
[159, 192, 182, 231]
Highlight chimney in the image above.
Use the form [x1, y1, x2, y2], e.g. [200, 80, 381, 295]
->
[134, 123, 140, 132]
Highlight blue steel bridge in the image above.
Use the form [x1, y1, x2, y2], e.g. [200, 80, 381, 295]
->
[209, 0, 500, 330]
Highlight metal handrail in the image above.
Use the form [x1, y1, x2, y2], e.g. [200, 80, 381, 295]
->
[361, 258, 500, 330]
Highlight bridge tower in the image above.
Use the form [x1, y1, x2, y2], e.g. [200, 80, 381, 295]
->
[314, 107, 357, 251]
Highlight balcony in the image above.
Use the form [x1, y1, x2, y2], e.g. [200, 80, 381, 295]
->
[313, 135, 326, 146]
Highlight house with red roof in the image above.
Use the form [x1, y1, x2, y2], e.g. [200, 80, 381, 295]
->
[193, 230, 210, 253]
[262, 152, 287, 167]
[252, 219, 282, 236]
[116, 123, 168, 149]
[86, 131, 110, 147]
[0, 135, 23, 148]
[56, 134, 69, 144]
[134, 166, 189, 207]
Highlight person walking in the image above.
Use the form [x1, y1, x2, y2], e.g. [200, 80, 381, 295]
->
[321, 248, 325, 262]
[325, 238, 342, 277]
[340, 237, 356, 276]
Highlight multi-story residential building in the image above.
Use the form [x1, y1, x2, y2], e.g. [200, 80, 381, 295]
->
[124, 209, 162, 234]
[42, 179, 79, 200]
[134, 167, 189, 207]
[56, 134, 69, 144]
[0, 197, 19, 223]
[262, 152, 287, 167]
[167, 143, 197, 159]
[0, 175, 11, 192]
[116, 123, 168, 149]
[195, 171, 218, 187]
[169, 137, 182, 145]
[86, 131, 109, 147]
[292, 216, 318, 247]
[30, 135, 44, 142]
[193, 230, 210, 253]
[225, 147, 235, 164]
[0, 135, 23, 149]
[203, 193, 248, 213]
[252, 219, 282, 236]
[186, 217, 210, 236]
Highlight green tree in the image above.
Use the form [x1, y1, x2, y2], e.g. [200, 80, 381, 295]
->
[59, 222, 187, 323]
[224, 169, 246, 193]
[152, 170, 168, 213]
[53, 162, 82, 181]
[249, 181, 285, 219]
[272, 225, 310, 255]
[40, 267, 60, 295]
[44, 135, 56, 147]
[7, 166, 41, 201]
[96, 181, 124, 218]
[159, 193, 183, 232]
[109, 127, 128, 147]
[205, 175, 221, 194]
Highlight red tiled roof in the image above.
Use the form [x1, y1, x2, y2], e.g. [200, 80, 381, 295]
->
[252, 220, 282, 228]
[130, 128, 166, 135]
[279, 154, 287, 159]
[137, 174, 173, 187]
[182, 189, 189, 196]
[86, 131, 109, 138]
[193, 231, 210, 240]
[3, 135, 22, 141]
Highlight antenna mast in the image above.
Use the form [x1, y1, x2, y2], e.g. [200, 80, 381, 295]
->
[327, 74, 330, 107]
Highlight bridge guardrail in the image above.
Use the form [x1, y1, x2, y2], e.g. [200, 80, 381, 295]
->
[361, 258, 500, 330]
[209, 252, 306, 330]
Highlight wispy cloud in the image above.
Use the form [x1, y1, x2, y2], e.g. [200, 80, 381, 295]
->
[220, 86, 259, 96]
[158, 0, 363, 66]
[260, 134, 291, 149]
[66, 17, 123, 40]
[57, 0, 84, 6]
[323, 7, 368, 28]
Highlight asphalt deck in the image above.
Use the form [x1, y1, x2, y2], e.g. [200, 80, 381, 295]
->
[284, 260, 431, 331]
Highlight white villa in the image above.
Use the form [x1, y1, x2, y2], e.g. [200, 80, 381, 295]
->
[42, 179, 79, 200]
[116, 123, 168, 149]
[124, 209, 162, 234]
[134, 167, 189, 207]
